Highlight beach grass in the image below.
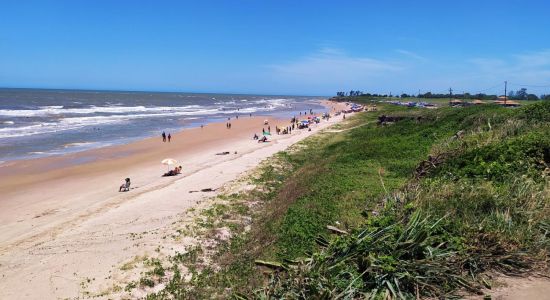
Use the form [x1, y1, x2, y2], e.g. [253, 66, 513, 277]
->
[259, 101, 550, 299]
[145, 101, 550, 299]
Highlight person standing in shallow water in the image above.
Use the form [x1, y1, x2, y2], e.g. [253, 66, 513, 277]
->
[162, 131, 166, 142]
[168, 133, 171, 142]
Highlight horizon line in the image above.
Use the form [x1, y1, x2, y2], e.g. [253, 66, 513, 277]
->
[0, 86, 328, 98]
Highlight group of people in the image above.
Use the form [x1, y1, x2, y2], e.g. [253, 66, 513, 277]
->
[298, 109, 314, 116]
[253, 108, 326, 141]
[121, 106, 345, 193]
[274, 123, 295, 135]
[161, 131, 172, 142]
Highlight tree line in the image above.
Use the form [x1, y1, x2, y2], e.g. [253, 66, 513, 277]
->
[336, 88, 550, 100]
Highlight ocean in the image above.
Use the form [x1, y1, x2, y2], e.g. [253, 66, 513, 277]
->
[0, 89, 324, 162]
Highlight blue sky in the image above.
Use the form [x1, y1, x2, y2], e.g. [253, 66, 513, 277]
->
[1, 0, 550, 96]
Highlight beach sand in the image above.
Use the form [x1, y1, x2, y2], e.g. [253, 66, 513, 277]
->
[0, 100, 349, 299]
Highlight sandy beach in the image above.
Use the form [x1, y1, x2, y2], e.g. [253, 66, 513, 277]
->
[0, 100, 349, 299]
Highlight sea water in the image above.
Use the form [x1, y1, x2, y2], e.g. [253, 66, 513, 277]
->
[0, 89, 325, 162]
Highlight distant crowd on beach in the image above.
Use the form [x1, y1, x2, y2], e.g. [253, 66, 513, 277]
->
[253, 106, 344, 143]
[120, 102, 355, 192]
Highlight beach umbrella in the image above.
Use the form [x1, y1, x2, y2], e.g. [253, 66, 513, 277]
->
[161, 158, 178, 170]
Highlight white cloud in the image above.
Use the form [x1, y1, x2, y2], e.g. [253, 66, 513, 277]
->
[395, 49, 427, 61]
[264, 47, 550, 95]
[467, 50, 550, 92]
[267, 48, 405, 93]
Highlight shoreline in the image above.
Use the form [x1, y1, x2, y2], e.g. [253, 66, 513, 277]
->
[0, 100, 349, 299]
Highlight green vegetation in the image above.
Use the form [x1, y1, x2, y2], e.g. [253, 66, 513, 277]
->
[146, 101, 549, 299]
[260, 101, 550, 298]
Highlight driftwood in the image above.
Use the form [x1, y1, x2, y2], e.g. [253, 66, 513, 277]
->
[255, 260, 287, 270]
[326, 225, 348, 235]
[413, 131, 466, 178]
[378, 115, 427, 125]
[189, 188, 217, 193]
[413, 153, 449, 179]
[378, 115, 405, 125]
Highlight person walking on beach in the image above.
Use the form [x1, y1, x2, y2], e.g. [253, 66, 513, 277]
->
[168, 133, 171, 142]
[162, 131, 166, 142]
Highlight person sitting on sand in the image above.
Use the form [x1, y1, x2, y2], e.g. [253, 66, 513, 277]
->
[163, 166, 182, 177]
[258, 136, 268, 143]
[253, 133, 259, 140]
[119, 178, 131, 192]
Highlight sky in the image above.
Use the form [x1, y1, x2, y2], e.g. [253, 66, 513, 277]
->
[1, 0, 550, 96]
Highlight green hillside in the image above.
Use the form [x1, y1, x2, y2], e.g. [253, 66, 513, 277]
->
[259, 101, 550, 299]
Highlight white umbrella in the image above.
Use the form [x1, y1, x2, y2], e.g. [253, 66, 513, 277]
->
[161, 158, 178, 170]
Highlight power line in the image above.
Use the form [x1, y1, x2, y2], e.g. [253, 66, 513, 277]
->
[473, 82, 504, 94]
[508, 83, 550, 88]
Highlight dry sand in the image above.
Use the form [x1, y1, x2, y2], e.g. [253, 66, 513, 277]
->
[0, 100, 349, 299]
[465, 276, 550, 300]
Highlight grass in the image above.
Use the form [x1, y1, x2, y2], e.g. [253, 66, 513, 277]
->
[260, 101, 550, 298]
[143, 101, 550, 299]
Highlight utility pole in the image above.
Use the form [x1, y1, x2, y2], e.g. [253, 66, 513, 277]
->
[449, 87, 453, 104]
[504, 81, 507, 105]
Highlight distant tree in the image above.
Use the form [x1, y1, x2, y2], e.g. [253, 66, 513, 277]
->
[543, 94, 550, 101]
[516, 88, 528, 100]
[527, 94, 539, 100]
[508, 90, 516, 99]
[401, 93, 410, 98]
